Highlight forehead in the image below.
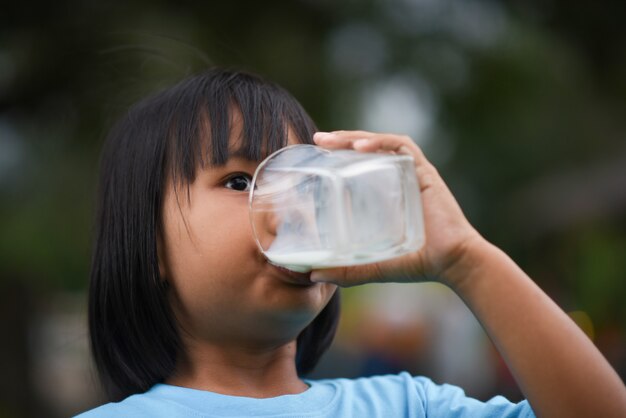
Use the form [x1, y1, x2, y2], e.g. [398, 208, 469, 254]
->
[225, 113, 304, 162]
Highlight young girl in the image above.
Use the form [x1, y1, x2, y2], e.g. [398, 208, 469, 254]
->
[77, 69, 626, 417]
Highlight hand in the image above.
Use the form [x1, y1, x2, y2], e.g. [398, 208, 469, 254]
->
[310, 130, 484, 288]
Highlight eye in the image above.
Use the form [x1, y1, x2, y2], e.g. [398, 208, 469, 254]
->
[224, 173, 253, 192]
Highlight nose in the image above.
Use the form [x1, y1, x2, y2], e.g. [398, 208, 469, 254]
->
[267, 211, 279, 237]
[250, 203, 279, 253]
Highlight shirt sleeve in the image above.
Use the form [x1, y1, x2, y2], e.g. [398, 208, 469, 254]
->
[414, 376, 536, 418]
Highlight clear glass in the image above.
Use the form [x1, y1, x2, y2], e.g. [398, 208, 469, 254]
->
[249, 144, 424, 272]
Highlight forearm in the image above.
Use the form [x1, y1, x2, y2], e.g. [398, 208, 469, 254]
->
[445, 239, 626, 418]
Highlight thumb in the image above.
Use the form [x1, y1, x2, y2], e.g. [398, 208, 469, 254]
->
[310, 263, 384, 287]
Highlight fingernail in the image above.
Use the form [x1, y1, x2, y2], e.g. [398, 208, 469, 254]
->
[310, 271, 330, 282]
[353, 139, 370, 149]
[314, 132, 333, 141]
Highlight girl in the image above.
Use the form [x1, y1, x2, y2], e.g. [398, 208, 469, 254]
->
[78, 69, 626, 417]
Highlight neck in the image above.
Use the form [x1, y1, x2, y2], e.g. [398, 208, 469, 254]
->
[165, 338, 308, 398]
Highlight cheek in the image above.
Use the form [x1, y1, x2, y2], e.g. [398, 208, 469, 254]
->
[164, 198, 260, 308]
[191, 200, 258, 269]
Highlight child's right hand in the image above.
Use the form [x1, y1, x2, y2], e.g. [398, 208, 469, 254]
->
[312, 131, 626, 418]
[310, 130, 484, 289]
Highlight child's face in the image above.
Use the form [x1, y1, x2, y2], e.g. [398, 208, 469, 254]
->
[159, 119, 337, 347]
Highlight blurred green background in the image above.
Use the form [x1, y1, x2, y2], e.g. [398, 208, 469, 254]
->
[1, 1, 625, 417]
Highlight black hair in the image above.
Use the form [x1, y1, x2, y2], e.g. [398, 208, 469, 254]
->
[89, 68, 341, 402]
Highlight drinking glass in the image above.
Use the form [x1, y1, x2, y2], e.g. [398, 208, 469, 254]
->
[249, 144, 424, 272]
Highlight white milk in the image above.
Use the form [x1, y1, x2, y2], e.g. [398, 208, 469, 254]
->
[264, 250, 335, 272]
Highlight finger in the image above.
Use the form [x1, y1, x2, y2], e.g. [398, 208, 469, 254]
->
[313, 131, 375, 149]
[353, 135, 429, 167]
[314, 131, 439, 188]
[313, 131, 403, 155]
[314, 130, 377, 142]
[312, 136, 354, 150]
[314, 131, 428, 165]
[353, 135, 443, 195]
[310, 262, 384, 287]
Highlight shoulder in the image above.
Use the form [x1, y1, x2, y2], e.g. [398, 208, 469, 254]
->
[306, 373, 434, 416]
[310, 372, 535, 418]
[312, 371, 440, 397]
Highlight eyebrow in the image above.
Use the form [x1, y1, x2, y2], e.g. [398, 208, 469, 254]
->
[228, 148, 253, 159]
[218, 153, 260, 170]
[226, 146, 269, 163]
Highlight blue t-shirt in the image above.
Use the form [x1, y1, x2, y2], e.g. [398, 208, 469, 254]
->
[76, 372, 535, 417]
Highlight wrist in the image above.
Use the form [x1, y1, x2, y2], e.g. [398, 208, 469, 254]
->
[439, 235, 498, 292]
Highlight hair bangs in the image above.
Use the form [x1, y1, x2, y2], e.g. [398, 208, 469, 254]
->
[166, 70, 317, 189]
